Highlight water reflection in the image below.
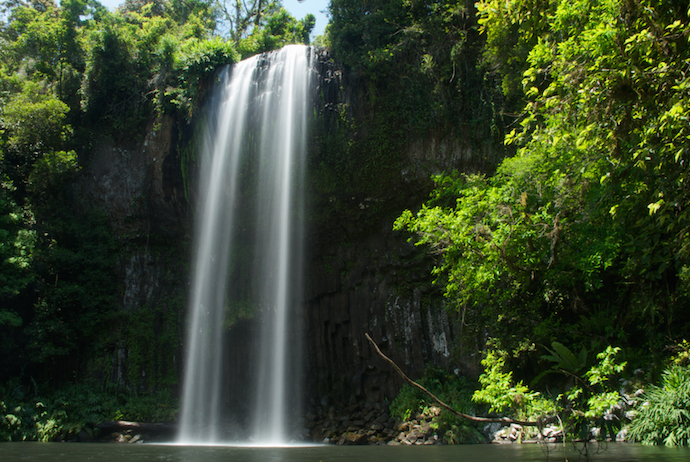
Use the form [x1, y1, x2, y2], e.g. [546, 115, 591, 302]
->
[2, 442, 690, 462]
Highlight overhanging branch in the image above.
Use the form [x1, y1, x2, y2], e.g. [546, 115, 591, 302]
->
[365, 332, 556, 428]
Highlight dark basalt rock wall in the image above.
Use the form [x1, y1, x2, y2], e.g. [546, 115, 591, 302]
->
[76, 115, 188, 239]
[301, 49, 498, 410]
[74, 115, 189, 392]
[303, 225, 460, 407]
[75, 47, 501, 408]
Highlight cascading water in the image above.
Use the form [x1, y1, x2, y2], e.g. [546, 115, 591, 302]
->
[178, 45, 313, 445]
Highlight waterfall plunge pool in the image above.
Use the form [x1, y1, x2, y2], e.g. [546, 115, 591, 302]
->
[1, 442, 689, 462]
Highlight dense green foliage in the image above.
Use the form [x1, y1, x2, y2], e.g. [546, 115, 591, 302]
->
[310, 0, 507, 240]
[395, 0, 690, 363]
[1, 0, 191, 384]
[328, 0, 503, 138]
[378, 0, 690, 443]
[472, 343, 626, 441]
[628, 365, 690, 445]
[629, 345, 690, 446]
[0, 380, 177, 441]
[1, 0, 688, 446]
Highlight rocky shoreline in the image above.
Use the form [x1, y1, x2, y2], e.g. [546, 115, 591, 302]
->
[305, 403, 440, 446]
[97, 395, 634, 445]
[304, 402, 632, 446]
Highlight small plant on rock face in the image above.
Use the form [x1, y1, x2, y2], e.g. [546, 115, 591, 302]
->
[389, 384, 418, 422]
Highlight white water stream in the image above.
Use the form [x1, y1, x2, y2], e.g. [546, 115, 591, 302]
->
[178, 45, 313, 444]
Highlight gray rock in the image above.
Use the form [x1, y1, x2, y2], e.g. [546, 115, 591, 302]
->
[374, 413, 389, 424]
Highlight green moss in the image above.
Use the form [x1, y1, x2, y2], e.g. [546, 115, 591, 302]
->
[224, 300, 256, 328]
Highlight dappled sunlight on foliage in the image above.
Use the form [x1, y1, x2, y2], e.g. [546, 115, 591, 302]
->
[390, 367, 484, 443]
[473, 343, 626, 441]
[392, 0, 690, 444]
[629, 365, 690, 446]
[396, 0, 690, 356]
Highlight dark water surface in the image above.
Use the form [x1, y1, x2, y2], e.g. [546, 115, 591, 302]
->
[1, 442, 689, 462]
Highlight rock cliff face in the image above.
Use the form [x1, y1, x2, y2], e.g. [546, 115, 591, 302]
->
[303, 225, 461, 407]
[75, 48, 502, 408]
[76, 116, 188, 239]
[301, 49, 500, 409]
[75, 116, 189, 392]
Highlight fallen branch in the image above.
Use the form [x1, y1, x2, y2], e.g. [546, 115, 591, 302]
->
[365, 332, 556, 428]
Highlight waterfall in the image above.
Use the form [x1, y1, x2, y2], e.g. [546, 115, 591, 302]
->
[178, 45, 313, 445]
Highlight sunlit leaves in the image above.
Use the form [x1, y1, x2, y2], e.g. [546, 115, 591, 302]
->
[237, 8, 314, 58]
[167, 36, 239, 118]
[397, 0, 690, 355]
[0, 83, 70, 156]
[629, 365, 690, 446]
[585, 346, 626, 385]
[5, 3, 64, 78]
[472, 349, 535, 413]
[489, 0, 690, 297]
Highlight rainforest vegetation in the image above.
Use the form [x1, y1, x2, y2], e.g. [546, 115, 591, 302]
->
[328, 0, 690, 446]
[1, 0, 689, 447]
[385, 0, 690, 446]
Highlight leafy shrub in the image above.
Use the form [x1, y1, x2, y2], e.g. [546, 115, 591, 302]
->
[395, 0, 690, 362]
[167, 37, 239, 119]
[1, 84, 71, 157]
[0, 177, 36, 300]
[472, 349, 537, 414]
[472, 344, 626, 441]
[629, 365, 690, 446]
[0, 381, 178, 442]
[80, 19, 144, 131]
[236, 8, 314, 59]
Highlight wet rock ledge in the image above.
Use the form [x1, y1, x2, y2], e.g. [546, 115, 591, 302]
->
[304, 405, 631, 446]
[305, 404, 443, 445]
